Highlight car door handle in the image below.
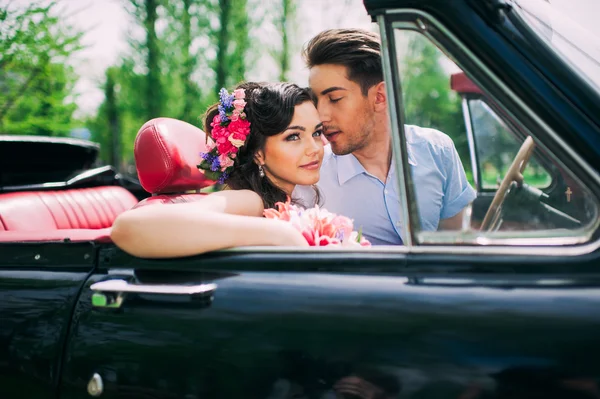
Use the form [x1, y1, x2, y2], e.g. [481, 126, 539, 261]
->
[90, 279, 217, 308]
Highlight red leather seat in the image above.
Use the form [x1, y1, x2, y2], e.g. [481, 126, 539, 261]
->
[132, 117, 216, 208]
[0, 117, 214, 243]
[0, 186, 138, 242]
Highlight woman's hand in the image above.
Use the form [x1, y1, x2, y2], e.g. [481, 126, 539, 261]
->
[273, 220, 310, 247]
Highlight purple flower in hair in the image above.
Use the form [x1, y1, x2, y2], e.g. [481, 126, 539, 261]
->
[219, 88, 233, 108]
[218, 171, 229, 184]
[210, 156, 221, 172]
[218, 104, 228, 123]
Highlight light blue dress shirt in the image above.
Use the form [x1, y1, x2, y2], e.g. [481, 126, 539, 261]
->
[293, 125, 477, 245]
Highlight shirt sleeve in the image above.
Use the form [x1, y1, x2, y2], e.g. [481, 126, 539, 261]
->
[440, 141, 477, 219]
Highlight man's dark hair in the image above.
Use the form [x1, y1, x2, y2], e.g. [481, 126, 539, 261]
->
[302, 28, 383, 96]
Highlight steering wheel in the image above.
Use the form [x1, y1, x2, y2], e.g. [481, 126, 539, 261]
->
[480, 136, 535, 232]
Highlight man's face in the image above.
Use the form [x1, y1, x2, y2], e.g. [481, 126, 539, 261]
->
[308, 64, 376, 155]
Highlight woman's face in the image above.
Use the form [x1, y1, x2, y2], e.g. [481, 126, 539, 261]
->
[257, 101, 324, 195]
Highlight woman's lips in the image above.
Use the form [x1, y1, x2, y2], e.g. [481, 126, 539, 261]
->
[300, 161, 320, 170]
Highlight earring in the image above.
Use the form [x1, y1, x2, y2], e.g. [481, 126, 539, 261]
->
[258, 164, 265, 178]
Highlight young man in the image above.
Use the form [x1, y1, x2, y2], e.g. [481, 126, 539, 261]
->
[296, 28, 476, 245]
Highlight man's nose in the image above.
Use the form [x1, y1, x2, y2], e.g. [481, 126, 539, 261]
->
[317, 102, 330, 122]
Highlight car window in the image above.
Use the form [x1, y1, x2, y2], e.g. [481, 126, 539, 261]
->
[392, 28, 599, 243]
[469, 99, 552, 191]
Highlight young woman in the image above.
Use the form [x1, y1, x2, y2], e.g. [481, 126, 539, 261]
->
[110, 82, 325, 258]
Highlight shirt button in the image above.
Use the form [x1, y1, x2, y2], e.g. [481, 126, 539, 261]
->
[384, 189, 389, 194]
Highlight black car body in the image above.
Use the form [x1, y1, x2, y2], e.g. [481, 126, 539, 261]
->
[2, 0, 600, 398]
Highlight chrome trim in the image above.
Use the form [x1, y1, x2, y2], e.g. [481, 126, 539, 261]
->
[87, 373, 104, 397]
[0, 134, 99, 149]
[91, 279, 217, 296]
[378, 14, 415, 246]
[461, 98, 480, 190]
[215, 242, 600, 257]
[2, 165, 116, 191]
[383, 9, 600, 255]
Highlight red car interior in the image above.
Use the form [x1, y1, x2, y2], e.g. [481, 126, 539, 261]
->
[132, 117, 215, 208]
[0, 117, 214, 243]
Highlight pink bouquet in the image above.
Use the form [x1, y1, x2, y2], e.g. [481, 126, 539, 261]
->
[264, 198, 371, 247]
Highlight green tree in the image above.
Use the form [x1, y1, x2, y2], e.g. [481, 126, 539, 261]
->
[161, 0, 211, 124]
[402, 34, 470, 172]
[0, 1, 83, 136]
[277, 0, 295, 81]
[213, 0, 249, 92]
[125, 0, 164, 121]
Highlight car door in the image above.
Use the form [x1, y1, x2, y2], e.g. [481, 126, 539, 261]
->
[58, 246, 414, 398]
[59, 254, 600, 398]
[0, 241, 96, 399]
[377, 1, 600, 397]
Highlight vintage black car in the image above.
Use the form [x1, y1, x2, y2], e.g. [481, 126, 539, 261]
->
[2, 0, 600, 398]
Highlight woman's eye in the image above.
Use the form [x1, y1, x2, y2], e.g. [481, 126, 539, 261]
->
[285, 133, 300, 141]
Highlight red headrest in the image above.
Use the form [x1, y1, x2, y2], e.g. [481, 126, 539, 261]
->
[134, 118, 216, 194]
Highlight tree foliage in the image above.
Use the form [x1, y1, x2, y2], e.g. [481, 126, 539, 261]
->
[0, 1, 83, 136]
[277, 0, 295, 81]
[401, 34, 471, 174]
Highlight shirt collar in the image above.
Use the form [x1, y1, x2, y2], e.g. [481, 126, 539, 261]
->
[336, 153, 366, 185]
[332, 144, 417, 186]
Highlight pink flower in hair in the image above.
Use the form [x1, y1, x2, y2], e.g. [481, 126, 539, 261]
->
[233, 88, 245, 99]
[218, 153, 234, 170]
[197, 87, 252, 183]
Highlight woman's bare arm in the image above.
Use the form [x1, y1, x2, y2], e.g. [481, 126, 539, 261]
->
[110, 190, 307, 258]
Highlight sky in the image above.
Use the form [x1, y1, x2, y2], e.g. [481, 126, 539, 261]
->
[47, 0, 374, 117]
[4, 0, 599, 117]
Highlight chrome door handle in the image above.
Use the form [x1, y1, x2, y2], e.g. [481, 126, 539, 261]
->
[90, 279, 217, 308]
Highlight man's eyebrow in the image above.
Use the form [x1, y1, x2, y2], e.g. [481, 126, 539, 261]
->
[320, 86, 346, 96]
[314, 122, 323, 131]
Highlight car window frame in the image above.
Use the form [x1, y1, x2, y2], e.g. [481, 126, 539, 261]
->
[377, 9, 600, 255]
[465, 95, 556, 193]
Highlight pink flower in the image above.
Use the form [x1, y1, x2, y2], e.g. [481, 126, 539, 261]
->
[218, 154, 234, 170]
[233, 99, 246, 113]
[216, 139, 235, 156]
[331, 215, 353, 241]
[263, 198, 371, 247]
[211, 114, 222, 127]
[228, 119, 250, 138]
[263, 197, 294, 221]
[233, 88, 245, 99]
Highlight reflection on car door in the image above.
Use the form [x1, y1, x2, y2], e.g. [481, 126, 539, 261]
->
[59, 246, 414, 398]
[59, 246, 600, 399]
[0, 242, 96, 399]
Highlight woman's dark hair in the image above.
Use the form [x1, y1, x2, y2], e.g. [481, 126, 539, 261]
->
[203, 82, 320, 209]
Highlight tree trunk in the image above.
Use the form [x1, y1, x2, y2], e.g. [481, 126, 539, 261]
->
[278, 0, 293, 81]
[181, 0, 194, 122]
[215, 0, 231, 93]
[145, 0, 162, 119]
[105, 69, 120, 171]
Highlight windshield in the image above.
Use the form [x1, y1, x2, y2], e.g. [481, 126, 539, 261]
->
[512, 0, 600, 94]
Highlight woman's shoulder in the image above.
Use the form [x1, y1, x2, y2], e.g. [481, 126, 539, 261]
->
[206, 189, 264, 216]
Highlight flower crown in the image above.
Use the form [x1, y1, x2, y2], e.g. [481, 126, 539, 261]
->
[197, 88, 251, 183]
